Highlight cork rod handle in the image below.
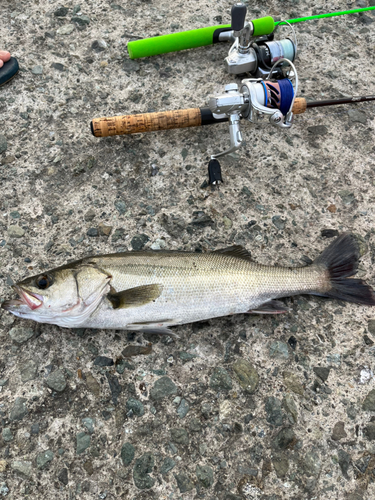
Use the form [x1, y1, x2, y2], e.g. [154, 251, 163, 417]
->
[292, 97, 307, 115]
[91, 108, 202, 138]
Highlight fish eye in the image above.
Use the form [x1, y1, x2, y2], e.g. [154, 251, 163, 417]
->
[35, 274, 53, 290]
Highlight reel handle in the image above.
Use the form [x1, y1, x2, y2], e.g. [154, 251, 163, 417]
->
[231, 4, 247, 32]
[90, 98, 307, 138]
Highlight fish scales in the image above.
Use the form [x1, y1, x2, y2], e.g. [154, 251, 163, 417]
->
[81, 252, 323, 329]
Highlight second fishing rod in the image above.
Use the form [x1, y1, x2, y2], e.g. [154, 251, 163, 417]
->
[126, 4, 375, 63]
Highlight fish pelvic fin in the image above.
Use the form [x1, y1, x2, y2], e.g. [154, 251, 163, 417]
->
[313, 233, 375, 306]
[248, 300, 289, 314]
[107, 284, 163, 309]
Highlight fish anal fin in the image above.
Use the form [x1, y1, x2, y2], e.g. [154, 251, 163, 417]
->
[143, 328, 178, 338]
[248, 300, 289, 315]
[108, 284, 163, 309]
[214, 245, 252, 261]
[127, 323, 179, 338]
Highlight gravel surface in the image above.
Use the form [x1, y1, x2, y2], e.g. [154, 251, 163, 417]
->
[1, 0, 375, 499]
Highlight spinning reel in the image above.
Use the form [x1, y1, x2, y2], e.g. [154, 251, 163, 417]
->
[208, 59, 298, 166]
[222, 3, 297, 78]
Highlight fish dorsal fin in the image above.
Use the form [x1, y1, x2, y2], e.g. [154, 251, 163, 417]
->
[214, 245, 252, 261]
[107, 284, 163, 309]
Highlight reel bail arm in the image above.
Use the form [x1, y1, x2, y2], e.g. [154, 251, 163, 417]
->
[208, 83, 246, 160]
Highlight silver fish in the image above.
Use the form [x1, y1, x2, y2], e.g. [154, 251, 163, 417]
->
[1, 234, 374, 333]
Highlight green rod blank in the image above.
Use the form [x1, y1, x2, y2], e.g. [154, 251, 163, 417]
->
[280, 6, 375, 25]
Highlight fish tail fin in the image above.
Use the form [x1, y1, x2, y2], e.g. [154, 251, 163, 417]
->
[313, 233, 375, 305]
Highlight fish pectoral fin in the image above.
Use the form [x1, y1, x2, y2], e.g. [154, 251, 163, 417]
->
[127, 323, 179, 338]
[107, 284, 163, 309]
[214, 245, 252, 261]
[247, 300, 289, 314]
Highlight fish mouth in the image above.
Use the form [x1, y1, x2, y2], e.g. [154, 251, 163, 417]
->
[10, 285, 44, 310]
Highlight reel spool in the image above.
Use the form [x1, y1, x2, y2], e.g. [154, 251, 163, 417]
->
[250, 37, 296, 78]
[225, 35, 296, 77]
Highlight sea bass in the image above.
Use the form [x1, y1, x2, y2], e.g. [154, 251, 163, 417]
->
[2, 234, 374, 333]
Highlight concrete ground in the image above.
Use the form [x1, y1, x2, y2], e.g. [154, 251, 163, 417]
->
[0, 0, 375, 498]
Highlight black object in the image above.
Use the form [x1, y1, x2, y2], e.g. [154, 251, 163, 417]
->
[0, 57, 19, 87]
[231, 3, 247, 32]
[321, 229, 339, 238]
[212, 27, 233, 44]
[208, 159, 223, 185]
[363, 334, 374, 346]
[93, 356, 114, 367]
[200, 107, 229, 126]
[288, 336, 297, 350]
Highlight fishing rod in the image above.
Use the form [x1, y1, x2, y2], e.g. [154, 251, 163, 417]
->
[90, 59, 375, 184]
[127, 5, 375, 62]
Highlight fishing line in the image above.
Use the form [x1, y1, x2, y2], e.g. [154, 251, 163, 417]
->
[277, 6, 375, 26]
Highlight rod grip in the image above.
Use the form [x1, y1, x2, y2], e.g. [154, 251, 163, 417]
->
[127, 26, 229, 59]
[91, 108, 202, 137]
[292, 98, 307, 115]
[127, 17, 275, 59]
